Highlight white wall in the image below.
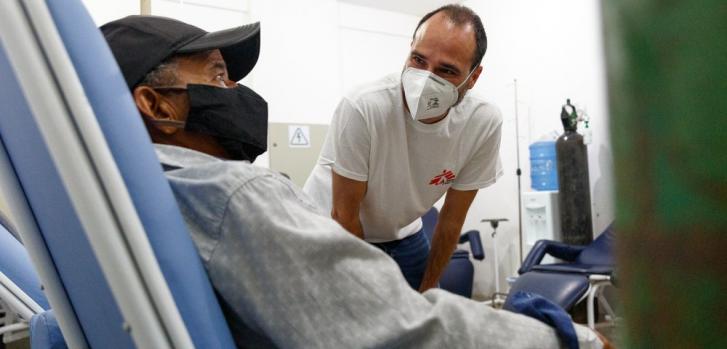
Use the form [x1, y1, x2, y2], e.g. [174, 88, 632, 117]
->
[250, 0, 340, 125]
[80, 0, 138, 25]
[249, 1, 419, 126]
[80, 0, 250, 27]
[81, 0, 613, 300]
[152, 0, 250, 31]
[338, 4, 419, 93]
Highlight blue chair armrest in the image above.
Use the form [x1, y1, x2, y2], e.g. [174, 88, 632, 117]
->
[30, 310, 68, 349]
[531, 263, 614, 275]
[459, 230, 484, 260]
[519, 240, 587, 274]
[504, 272, 590, 312]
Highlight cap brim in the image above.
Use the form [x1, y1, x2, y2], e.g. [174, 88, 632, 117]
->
[177, 22, 260, 81]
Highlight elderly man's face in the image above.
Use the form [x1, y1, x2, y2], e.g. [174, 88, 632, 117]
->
[161, 49, 236, 122]
[134, 49, 236, 158]
[175, 49, 234, 89]
[405, 12, 482, 98]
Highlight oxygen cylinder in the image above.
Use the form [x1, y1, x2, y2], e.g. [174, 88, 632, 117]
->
[556, 99, 593, 245]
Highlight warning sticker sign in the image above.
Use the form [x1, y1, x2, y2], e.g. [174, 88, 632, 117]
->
[288, 125, 310, 148]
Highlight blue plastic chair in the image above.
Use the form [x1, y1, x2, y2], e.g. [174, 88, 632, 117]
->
[421, 207, 485, 298]
[504, 225, 616, 329]
[0, 0, 236, 347]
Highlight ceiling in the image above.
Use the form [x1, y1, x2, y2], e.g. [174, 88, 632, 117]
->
[338, 0, 463, 17]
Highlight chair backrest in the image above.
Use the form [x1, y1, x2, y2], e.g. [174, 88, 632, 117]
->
[438, 251, 474, 298]
[30, 310, 67, 349]
[422, 207, 439, 242]
[0, 0, 235, 347]
[577, 224, 615, 266]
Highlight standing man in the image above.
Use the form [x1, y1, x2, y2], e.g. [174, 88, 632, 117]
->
[304, 4, 503, 292]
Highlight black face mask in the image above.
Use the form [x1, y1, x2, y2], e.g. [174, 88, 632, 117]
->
[155, 84, 268, 162]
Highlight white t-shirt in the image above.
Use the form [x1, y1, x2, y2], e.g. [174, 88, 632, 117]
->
[303, 74, 503, 242]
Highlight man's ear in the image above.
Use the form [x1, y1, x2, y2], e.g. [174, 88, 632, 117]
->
[132, 85, 179, 135]
[467, 65, 484, 90]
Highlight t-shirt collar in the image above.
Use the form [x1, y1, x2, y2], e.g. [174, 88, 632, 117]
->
[154, 143, 224, 170]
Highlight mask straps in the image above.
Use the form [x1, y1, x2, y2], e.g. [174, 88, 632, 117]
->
[153, 85, 188, 92]
[150, 118, 186, 128]
[456, 66, 477, 89]
[145, 86, 190, 128]
[402, 65, 477, 89]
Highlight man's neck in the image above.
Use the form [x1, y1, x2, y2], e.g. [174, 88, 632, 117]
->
[418, 112, 448, 124]
[150, 132, 229, 160]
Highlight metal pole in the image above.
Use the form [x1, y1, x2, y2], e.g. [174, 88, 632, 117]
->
[140, 0, 151, 15]
[491, 228, 500, 295]
[513, 79, 523, 263]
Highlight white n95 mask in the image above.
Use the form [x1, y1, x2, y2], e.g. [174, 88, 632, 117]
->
[401, 67, 474, 121]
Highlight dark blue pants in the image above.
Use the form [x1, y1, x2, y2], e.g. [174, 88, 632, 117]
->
[372, 229, 430, 290]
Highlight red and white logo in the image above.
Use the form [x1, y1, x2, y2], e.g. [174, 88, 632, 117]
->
[429, 169, 456, 186]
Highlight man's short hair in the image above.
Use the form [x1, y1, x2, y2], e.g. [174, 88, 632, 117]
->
[139, 58, 179, 88]
[413, 4, 487, 71]
[137, 51, 211, 89]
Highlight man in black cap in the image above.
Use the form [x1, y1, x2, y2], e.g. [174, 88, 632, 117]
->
[101, 15, 606, 349]
[102, 15, 266, 163]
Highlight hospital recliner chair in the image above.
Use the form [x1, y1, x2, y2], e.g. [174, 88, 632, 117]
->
[422, 207, 484, 298]
[0, 0, 238, 347]
[503, 225, 617, 329]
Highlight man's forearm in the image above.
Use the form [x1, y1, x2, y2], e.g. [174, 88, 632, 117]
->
[330, 170, 367, 239]
[419, 222, 461, 291]
[419, 188, 477, 292]
[332, 212, 365, 239]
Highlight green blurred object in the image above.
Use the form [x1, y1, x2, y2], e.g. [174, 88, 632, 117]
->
[602, 1, 727, 348]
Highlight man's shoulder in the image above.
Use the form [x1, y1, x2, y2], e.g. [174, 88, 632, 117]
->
[336, 74, 402, 127]
[343, 73, 400, 109]
[456, 94, 503, 128]
[172, 160, 280, 195]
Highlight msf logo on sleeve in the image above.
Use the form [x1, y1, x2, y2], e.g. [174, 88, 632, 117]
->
[429, 169, 456, 186]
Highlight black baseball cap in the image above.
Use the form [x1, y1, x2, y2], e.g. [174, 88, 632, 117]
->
[101, 15, 260, 88]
